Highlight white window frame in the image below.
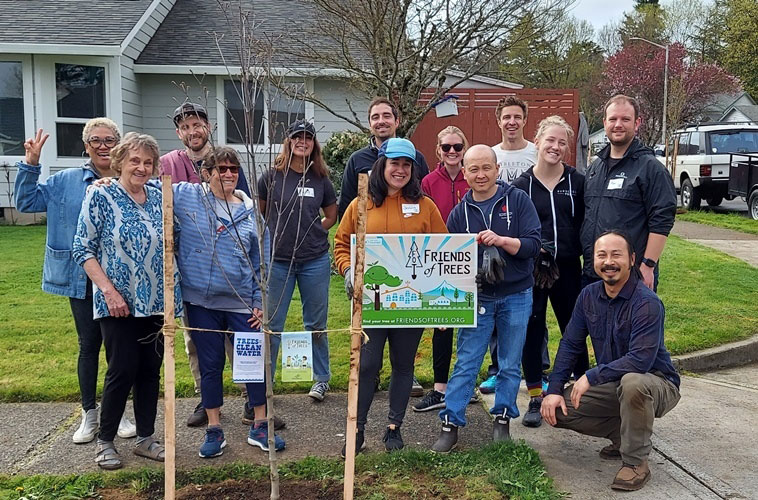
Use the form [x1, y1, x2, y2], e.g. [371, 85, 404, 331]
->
[0, 54, 34, 166]
[216, 76, 314, 154]
[35, 55, 121, 174]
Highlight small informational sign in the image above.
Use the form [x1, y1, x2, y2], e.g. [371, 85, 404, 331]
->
[281, 332, 314, 382]
[232, 331, 265, 383]
[351, 233, 477, 328]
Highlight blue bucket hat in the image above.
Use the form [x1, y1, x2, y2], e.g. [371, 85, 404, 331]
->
[378, 138, 417, 162]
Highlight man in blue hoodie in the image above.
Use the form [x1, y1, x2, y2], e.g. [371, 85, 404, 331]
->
[432, 145, 541, 452]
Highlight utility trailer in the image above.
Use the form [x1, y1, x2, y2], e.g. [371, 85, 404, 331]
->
[729, 153, 758, 220]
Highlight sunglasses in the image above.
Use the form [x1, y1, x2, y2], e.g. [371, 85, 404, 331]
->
[440, 143, 464, 153]
[215, 165, 239, 174]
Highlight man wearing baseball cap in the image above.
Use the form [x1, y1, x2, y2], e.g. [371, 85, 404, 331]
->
[160, 101, 250, 194]
[159, 101, 252, 428]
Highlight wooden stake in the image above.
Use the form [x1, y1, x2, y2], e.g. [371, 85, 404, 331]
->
[265, 329, 280, 500]
[161, 176, 176, 500]
[344, 173, 369, 500]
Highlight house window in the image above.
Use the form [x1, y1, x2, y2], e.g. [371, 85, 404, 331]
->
[0, 61, 25, 156]
[224, 80, 305, 146]
[54, 63, 105, 157]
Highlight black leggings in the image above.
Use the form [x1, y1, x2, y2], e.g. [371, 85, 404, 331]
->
[522, 256, 587, 388]
[69, 289, 103, 411]
[432, 328, 454, 384]
[98, 315, 163, 442]
[357, 328, 423, 431]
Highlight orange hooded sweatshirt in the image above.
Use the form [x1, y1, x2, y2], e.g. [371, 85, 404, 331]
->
[334, 191, 448, 275]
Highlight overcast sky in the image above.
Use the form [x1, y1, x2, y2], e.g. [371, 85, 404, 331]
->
[568, 0, 636, 32]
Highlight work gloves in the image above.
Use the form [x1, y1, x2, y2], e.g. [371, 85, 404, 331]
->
[480, 245, 506, 286]
[534, 241, 560, 289]
[344, 267, 354, 300]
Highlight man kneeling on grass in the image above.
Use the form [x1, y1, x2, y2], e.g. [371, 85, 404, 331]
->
[432, 145, 541, 453]
[541, 230, 681, 491]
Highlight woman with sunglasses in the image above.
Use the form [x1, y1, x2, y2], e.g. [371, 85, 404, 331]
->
[258, 120, 337, 402]
[335, 138, 447, 456]
[413, 126, 472, 413]
[172, 146, 284, 457]
[15, 119, 137, 445]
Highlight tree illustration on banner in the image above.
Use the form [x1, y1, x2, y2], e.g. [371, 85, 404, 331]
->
[406, 240, 423, 279]
[364, 264, 402, 311]
[465, 291, 474, 307]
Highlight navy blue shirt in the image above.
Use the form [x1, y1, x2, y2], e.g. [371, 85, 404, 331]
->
[547, 273, 680, 395]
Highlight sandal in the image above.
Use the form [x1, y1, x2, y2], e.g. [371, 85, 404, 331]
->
[133, 437, 165, 462]
[95, 442, 122, 470]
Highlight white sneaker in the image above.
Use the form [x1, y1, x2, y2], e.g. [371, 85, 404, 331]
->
[117, 414, 137, 439]
[73, 407, 99, 444]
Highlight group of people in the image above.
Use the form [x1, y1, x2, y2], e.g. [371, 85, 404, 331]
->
[17, 92, 680, 491]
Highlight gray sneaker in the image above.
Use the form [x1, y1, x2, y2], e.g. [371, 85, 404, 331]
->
[411, 376, 424, 397]
[308, 381, 330, 401]
[117, 414, 137, 439]
[73, 406, 99, 444]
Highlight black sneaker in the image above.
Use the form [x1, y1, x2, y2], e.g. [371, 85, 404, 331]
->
[242, 404, 286, 430]
[411, 376, 424, 397]
[431, 419, 458, 453]
[522, 397, 543, 428]
[341, 430, 366, 459]
[383, 425, 404, 451]
[413, 390, 445, 412]
[186, 402, 207, 427]
[493, 413, 511, 442]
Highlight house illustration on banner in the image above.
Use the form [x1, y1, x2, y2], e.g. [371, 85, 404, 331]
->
[381, 285, 422, 309]
[429, 296, 451, 306]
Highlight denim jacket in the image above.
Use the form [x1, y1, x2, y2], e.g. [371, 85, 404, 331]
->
[14, 161, 98, 299]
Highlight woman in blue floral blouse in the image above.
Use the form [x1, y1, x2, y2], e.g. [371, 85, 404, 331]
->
[73, 132, 182, 470]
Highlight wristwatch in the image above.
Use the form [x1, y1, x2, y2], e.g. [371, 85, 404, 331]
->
[640, 257, 657, 268]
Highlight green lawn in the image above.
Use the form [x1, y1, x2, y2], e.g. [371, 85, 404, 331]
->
[0, 225, 756, 402]
[0, 442, 561, 500]
[677, 209, 758, 235]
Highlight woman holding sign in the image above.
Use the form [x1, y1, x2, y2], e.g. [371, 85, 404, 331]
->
[257, 120, 337, 402]
[172, 147, 285, 458]
[335, 138, 447, 456]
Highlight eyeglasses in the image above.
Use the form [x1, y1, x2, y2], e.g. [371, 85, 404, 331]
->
[215, 165, 239, 174]
[440, 143, 464, 153]
[86, 137, 118, 148]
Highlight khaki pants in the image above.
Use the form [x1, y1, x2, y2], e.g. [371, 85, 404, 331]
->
[183, 330, 241, 394]
[556, 372, 680, 465]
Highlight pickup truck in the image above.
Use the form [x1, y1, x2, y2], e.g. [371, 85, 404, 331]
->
[729, 153, 758, 220]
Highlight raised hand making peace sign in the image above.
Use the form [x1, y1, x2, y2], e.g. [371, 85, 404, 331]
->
[24, 128, 49, 166]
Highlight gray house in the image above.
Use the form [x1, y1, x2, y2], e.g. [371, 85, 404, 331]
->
[0, 0, 520, 215]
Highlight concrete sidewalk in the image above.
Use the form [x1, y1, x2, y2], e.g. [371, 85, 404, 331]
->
[671, 220, 758, 267]
[481, 363, 758, 499]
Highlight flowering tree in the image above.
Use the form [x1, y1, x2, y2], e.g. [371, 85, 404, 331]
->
[599, 42, 739, 146]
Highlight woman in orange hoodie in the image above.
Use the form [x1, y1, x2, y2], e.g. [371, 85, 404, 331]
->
[335, 138, 447, 457]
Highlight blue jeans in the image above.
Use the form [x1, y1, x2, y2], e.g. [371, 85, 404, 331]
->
[267, 253, 331, 382]
[185, 304, 266, 410]
[440, 288, 532, 426]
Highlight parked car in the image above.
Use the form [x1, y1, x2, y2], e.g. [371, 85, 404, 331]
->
[664, 123, 758, 210]
[729, 153, 758, 220]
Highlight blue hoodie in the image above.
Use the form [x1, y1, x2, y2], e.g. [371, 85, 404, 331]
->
[173, 182, 269, 311]
[446, 181, 541, 299]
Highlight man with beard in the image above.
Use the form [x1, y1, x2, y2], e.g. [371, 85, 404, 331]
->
[541, 231, 680, 492]
[160, 102, 250, 195]
[581, 95, 675, 291]
[160, 102, 251, 427]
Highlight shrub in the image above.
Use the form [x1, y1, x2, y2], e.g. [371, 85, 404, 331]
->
[323, 130, 370, 196]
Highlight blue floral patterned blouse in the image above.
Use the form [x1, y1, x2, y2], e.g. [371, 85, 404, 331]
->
[72, 180, 183, 319]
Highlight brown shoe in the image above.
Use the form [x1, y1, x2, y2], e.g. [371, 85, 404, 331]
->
[611, 461, 651, 491]
[599, 443, 621, 460]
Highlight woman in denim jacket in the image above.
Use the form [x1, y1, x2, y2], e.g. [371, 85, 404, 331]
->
[14, 120, 136, 444]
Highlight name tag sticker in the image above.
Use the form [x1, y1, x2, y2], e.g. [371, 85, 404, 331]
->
[608, 178, 624, 190]
[402, 204, 419, 214]
[297, 187, 315, 197]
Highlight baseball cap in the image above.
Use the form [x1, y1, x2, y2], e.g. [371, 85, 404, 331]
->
[172, 102, 208, 126]
[378, 138, 417, 162]
[286, 119, 316, 138]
